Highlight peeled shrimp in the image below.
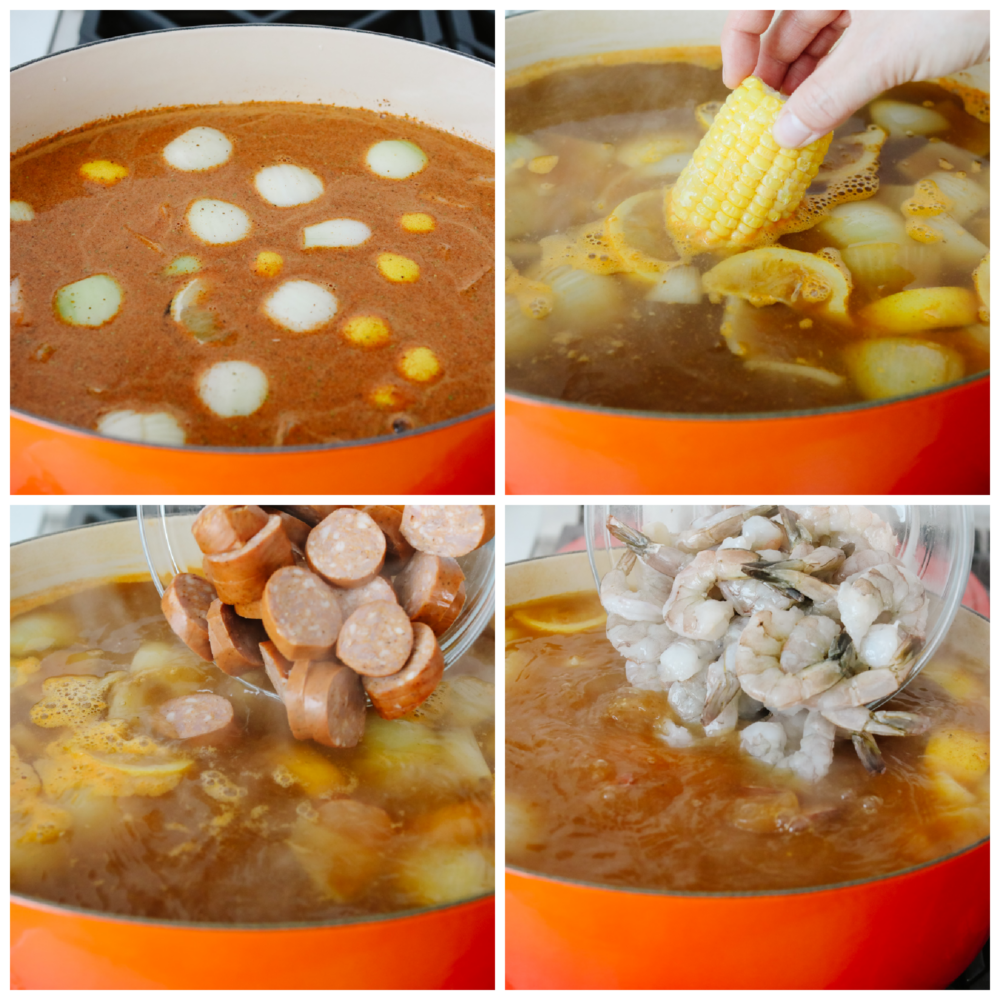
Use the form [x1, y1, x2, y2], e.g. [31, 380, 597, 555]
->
[837, 563, 928, 644]
[606, 516, 690, 578]
[833, 548, 900, 584]
[775, 711, 836, 782]
[668, 666, 708, 723]
[797, 505, 897, 553]
[780, 614, 841, 674]
[634, 559, 675, 606]
[739, 719, 787, 765]
[736, 608, 846, 711]
[625, 659, 668, 692]
[745, 564, 840, 617]
[702, 642, 741, 724]
[823, 705, 929, 774]
[607, 614, 676, 663]
[659, 637, 720, 682]
[663, 548, 759, 641]
[600, 568, 663, 622]
[718, 514, 786, 552]
[676, 505, 779, 553]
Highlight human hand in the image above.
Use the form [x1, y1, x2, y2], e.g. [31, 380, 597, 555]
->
[721, 11, 990, 148]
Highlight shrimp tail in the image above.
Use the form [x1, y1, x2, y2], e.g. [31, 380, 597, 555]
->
[702, 674, 740, 725]
[852, 732, 886, 774]
[607, 515, 650, 552]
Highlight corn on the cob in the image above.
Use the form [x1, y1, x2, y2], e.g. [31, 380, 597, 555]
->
[667, 76, 833, 254]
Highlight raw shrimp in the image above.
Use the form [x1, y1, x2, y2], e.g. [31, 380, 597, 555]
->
[659, 637, 720, 683]
[837, 564, 928, 644]
[780, 614, 841, 674]
[634, 559, 675, 606]
[718, 515, 786, 552]
[606, 516, 691, 578]
[832, 548, 900, 584]
[779, 505, 814, 547]
[718, 576, 797, 617]
[736, 608, 846, 711]
[607, 614, 676, 663]
[675, 505, 779, 553]
[745, 564, 840, 617]
[762, 546, 845, 577]
[663, 548, 759, 641]
[823, 706, 929, 775]
[775, 711, 836, 782]
[704, 690, 739, 736]
[600, 568, 663, 622]
[739, 719, 786, 765]
[625, 659, 668, 692]
[702, 642, 741, 725]
[668, 667, 708, 723]
[657, 718, 695, 748]
[797, 505, 897, 553]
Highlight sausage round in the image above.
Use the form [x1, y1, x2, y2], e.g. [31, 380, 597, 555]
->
[332, 575, 397, 620]
[275, 505, 346, 527]
[400, 505, 495, 557]
[393, 552, 466, 636]
[260, 640, 293, 700]
[207, 599, 268, 676]
[161, 573, 217, 661]
[363, 622, 444, 720]
[306, 508, 386, 588]
[357, 505, 414, 568]
[262, 565, 343, 662]
[192, 505, 269, 555]
[262, 506, 311, 549]
[153, 693, 234, 739]
[284, 659, 366, 748]
[203, 514, 295, 605]
[336, 601, 413, 676]
[234, 600, 262, 619]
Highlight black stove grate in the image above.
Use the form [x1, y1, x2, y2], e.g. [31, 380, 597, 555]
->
[78, 10, 493, 62]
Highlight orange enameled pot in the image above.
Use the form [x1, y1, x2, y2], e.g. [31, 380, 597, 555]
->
[11, 519, 494, 989]
[11, 25, 494, 495]
[505, 552, 989, 989]
[505, 11, 989, 495]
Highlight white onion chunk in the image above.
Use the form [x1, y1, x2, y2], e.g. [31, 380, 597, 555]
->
[163, 127, 233, 171]
[254, 164, 324, 207]
[366, 140, 428, 180]
[198, 361, 269, 417]
[303, 219, 372, 248]
[186, 199, 252, 244]
[262, 280, 338, 333]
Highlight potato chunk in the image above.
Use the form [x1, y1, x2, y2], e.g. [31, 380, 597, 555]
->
[859, 287, 978, 333]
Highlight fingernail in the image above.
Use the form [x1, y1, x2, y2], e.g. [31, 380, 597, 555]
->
[772, 111, 821, 149]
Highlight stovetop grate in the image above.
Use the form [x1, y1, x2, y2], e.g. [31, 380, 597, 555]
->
[78, 10, 493, 62]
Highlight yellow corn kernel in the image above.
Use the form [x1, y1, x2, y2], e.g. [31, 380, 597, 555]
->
[377, 252, 420, 283]
[667, 76, 832, 254]
[80, 160, 129, 185]
[370, 384, 406, 408]
[342, 315, 391, 348]
[254, 251, 283, 278]
[400, 212, 435, 233]
[398, 347, 441, 383]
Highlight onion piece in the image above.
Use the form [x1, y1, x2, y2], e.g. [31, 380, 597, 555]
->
[844, 338, 964, 400]
[170, 277, 226, 343]
[646, 265, 702, 304]
[254, 164, 324, 207]
[744, 358, 845, 387]
[869, 100, 948, 137]
[262, 280, 338, 333]
[197, 361, 269, 417]
[162, 127, 232, 171]
[302, 219, 371, 248]
[163, 255, 201, 276]
[366, 140, 428, 180]
[186, 199, 251, 244]
[11, 200, 34, 221]
[97, 410, 186, 445]
[54, 274, 123, 327]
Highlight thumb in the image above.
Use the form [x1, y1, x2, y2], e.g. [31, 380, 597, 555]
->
[772, 43, 885, 148]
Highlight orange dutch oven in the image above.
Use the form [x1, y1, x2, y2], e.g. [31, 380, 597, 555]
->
[505, 551, 989, 989]
[11, 517, 494, 989]
[11, 25, 494, 495]
[505, 11, 989, 495]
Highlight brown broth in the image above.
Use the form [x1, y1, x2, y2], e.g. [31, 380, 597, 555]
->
[12, 104, 494, 446]
[505, 592, 988, 893]
[506, 59, 989, 414]
[12, 579, 495, 922]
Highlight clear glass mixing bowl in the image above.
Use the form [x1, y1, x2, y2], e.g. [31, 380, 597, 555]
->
[584, 504, 974, 706]
[137, 505, 495, 700]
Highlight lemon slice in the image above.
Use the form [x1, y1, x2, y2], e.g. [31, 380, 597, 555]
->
[539, 222, 622, 276]
[702, 246, 853, 323]
[513, 601, 607, 634]
[90, 752, 192, 777]
[605, 190, 682, 277]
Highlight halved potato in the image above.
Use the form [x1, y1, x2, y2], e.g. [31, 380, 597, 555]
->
[859, 286, 978, 333]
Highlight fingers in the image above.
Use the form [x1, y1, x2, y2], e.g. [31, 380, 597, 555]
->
[721, 10, 775, 89]
[753, 10, 849, 91]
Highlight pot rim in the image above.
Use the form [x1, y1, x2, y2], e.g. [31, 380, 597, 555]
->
[505, 552, 990, 898]
[11, 517, 496, 930]
[505, 372, 988, 423]
[10, 21, 495, 75]
[11, 22, 495, 455]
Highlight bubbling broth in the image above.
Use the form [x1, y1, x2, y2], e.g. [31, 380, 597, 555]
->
[505, 591, 988, 893]
[11, 103, 494, 447]
[11, 579, 494, 922]
[506, 54, 989, 414]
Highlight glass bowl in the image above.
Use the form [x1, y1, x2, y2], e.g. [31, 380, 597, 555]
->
[584, 504, 974, 705]
[137, 505, 495, 700]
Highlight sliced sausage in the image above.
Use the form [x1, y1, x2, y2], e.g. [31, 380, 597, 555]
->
[260, 640, 293, 699]
[207, 599, 268, 676]
[161, 573, 217, 661]
[332, 575, 397, 620]
[262, 506, 311, 549]
[307, 508, 385, 588]
[153, 693, 234, 739]
[203, 514, 295, 605]
[336, 601, 413, 676]
[275, 505, 345, 527]
[400, 505, 495, 557]
[284, 659, 366, 748]
[192, 505, 269, 555]
[357, 505, 415, 569]
[234, 600, 262, 619]
[363, 622, 445, 720]
[262, 565, 343, 662]
[393, 552, 466, 635]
